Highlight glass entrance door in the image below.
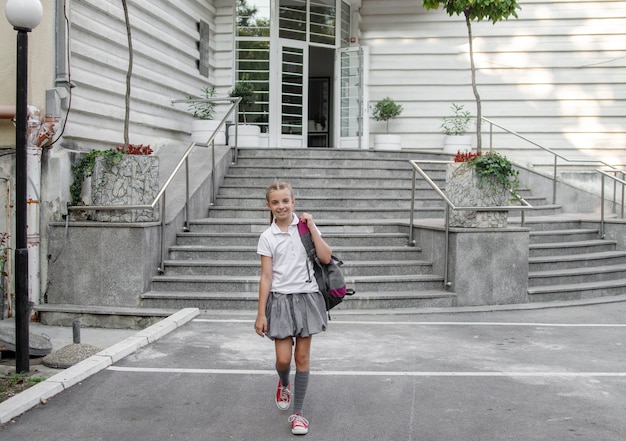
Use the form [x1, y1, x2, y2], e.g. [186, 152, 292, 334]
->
[335, 46, 368, 149]
[279, 42, 307, 147]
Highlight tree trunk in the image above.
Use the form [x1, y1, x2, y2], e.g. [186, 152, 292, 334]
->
[465, 10, 482, 153]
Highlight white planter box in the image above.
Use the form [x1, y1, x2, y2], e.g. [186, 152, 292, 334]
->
[443, 135, 472, 155]
[373, 134, 401, 150]
[228, 124, 261, 148]
[191, 119, 226, 145]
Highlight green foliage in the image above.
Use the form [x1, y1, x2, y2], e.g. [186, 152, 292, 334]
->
[421, 0, 521, 152]
[230, 75, 256, 123]
[187, 86, 217, 120]
[372, 97, 403, 133]
[70, 150, 123, 206]
[441, 103, 472, 136]
[0, 232, 8, 269]
[466, 151, 520, 196]
[422, 0, 520, 23]
[0, 373, 45, 403]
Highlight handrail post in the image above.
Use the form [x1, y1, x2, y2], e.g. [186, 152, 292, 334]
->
[620, 171, 625, 219]
[408, 169, 417, 246]
[622, 170, 625, 218]
[600, 173, 605, 238]
[159, 191, 167, 274]
[211, 141, 216, 206]
[184, 156, 190, 231]
[444, 204, 450, 287]
[552, 155, 558, 205]
[489, 121, 493, 152]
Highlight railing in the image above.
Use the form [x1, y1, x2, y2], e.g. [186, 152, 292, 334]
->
[483, 117, 621, 205]
[67, 96, 241, 273]
[597, 168, 626, 238]
[408, 160, 533, 286]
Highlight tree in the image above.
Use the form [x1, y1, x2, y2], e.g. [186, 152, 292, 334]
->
[422, 0, 521, 152]
[121, 0, 132, 149]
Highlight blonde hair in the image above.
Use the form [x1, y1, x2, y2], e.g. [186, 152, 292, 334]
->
[265, 181, 294, 224]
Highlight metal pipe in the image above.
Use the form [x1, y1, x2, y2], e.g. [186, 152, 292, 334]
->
[0, 105, 16, 119]
[408, 169, 417, 246]
[600, 173, 605, 238]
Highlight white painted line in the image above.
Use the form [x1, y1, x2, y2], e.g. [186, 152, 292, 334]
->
[107, 366, 626, 378]
[193, 318, 626, 328]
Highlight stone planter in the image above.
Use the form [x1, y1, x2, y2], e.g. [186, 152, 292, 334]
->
[91, 155, 160, 222]
[446, 163, 509, 228]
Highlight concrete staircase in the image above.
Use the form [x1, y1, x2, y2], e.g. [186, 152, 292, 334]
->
[141, 148, 626, 312]
[525, 218, 626, 301]
[142, 148, 457, 310]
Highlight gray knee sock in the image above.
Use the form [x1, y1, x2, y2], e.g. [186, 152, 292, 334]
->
[277, 367, 290, 387]
[293, 370, 309, 415]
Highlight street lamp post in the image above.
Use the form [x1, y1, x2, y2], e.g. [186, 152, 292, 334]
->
[5, 0, 43, 373]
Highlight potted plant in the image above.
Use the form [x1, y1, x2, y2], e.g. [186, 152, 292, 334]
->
[441, 103, 473, 154]
[228, 75, 260, 147]
[70, 144, 159, 222]
[371, 97, 403, 150]
[188, 86, 226, 145]
[446, 150, 520, 227]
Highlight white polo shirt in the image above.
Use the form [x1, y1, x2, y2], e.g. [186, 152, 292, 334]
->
[257, 213, 321, 294]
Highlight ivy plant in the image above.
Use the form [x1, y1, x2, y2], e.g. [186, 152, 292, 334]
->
[465, 151, 520, 198]
[69, 150, 123, 206]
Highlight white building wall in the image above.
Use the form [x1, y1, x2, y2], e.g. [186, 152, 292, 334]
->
[62, 0, 235, 151]
[360, 0, 626, 167]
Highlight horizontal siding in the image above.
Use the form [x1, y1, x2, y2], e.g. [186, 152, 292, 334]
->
[360, 0, 626, 166]
[63, 0, 234, 151]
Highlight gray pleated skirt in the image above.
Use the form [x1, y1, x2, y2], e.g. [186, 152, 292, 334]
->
[265, 291, 328, 340]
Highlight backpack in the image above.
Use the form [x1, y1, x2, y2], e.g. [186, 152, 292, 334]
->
[297, 219, 355, 312]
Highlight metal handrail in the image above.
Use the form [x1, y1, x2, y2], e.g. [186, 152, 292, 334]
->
[482, 117, 620, 205]
[67, 96, 241, 273]
[408, 160, 533, 286]
[597, 168, 626, 238]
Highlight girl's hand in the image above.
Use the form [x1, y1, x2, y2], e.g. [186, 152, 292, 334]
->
[255, 314, 268, 338]
[300, 212, 314, 226]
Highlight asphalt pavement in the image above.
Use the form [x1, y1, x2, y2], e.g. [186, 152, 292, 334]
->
[1, 297, 626, 441]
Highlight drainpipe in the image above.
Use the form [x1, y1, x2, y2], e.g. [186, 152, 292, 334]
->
[1, 105, 56, 314]
[26, 106, 42, 310]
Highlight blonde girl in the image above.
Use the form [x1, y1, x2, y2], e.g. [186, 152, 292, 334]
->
[255, 181, 331, 435]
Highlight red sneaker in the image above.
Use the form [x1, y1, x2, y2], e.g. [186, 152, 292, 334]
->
[288, 414, 309, 435]
[275, 381, 291, 411]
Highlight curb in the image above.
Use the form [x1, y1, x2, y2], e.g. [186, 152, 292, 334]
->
[0, 308, 200, 425]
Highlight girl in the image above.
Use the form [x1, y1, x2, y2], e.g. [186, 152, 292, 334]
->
[255, 181, 331, 435]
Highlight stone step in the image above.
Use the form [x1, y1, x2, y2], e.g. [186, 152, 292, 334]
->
[160, 259, 434, 277]
[149, 274, 445, 293]
[529, 228, 600, 244]
[175, 232, 412, 247]
[528, 278, 626, 303]
[140, 289, 456, 310]
[186, 218, 412, 234]
[236, 147, 446, 161]
[529, 239, 617, 257]
[221, 175, 427, 188]
[206, 206, 442, 219]
[218, 185, 436, 198]
[214, 195, 445, 209]
[227, 165, 419, 179]
[529, 263, 626, 286]
[168, 245, 425, 261]
[529, 251, 626, 271]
